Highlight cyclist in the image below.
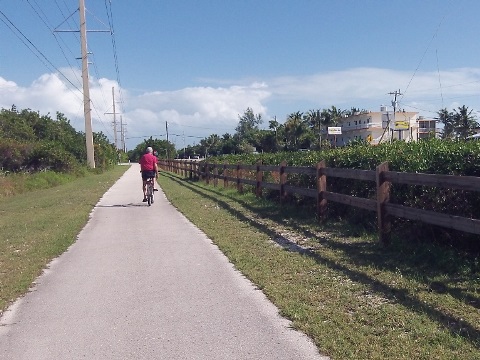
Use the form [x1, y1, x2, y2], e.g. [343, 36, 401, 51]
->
[139, 146, 158, 202]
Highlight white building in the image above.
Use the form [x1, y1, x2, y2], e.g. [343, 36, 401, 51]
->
[324, 106, 438, 146]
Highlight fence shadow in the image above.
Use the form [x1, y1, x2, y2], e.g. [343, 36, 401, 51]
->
[162, 172, 480, 348]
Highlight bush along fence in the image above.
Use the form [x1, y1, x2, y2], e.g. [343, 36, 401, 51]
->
[158, 159, 480, 245]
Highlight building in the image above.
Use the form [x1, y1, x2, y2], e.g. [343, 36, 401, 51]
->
[323, 106, 438, 146]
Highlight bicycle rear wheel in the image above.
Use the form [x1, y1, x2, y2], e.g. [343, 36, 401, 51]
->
[146, 181, 154, 206]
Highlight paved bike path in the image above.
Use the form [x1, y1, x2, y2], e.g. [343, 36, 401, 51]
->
[0, 164, 328, 360]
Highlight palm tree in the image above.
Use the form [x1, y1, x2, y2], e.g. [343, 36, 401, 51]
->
[453, 105, 477, 139]
[284, 112, 305, 150]
[438, 106, 478, 139]
[200, 134, 220, 157]
[327, 106, 345, 126]
[305, 109, 322, 149]
[437, 108, 454, 139]
[269, 118, 280, 151]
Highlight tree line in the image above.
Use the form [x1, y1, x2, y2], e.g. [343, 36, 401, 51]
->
[0, 106, 120, 173]
[145, 105, 478, 159]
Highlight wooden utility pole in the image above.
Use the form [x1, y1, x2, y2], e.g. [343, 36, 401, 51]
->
[389, 89, 402, 141]
[105, 87, 120, 149]
[112, 87, 117, 148]
[55, 0, 111, 164]
[79, 0, 95, 167]
[165, 121, 169, 159]
[120, 115, 126, 152]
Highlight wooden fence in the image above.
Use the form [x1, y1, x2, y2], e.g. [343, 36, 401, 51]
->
[158, 159, 480, 244]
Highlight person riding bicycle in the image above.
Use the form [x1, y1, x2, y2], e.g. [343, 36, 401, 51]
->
[139, 146, 158, 202]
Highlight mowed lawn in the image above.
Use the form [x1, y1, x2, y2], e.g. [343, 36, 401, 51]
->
[0, 166, 128, 313]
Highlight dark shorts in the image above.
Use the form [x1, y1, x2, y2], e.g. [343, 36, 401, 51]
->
[141, 170, 156, 181]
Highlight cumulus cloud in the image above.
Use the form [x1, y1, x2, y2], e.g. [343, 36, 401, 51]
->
[1, 67, 480, 150]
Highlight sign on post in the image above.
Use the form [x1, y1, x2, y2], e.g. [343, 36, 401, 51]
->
[328, 127, 342, 135]
[394, 121, 409, 130]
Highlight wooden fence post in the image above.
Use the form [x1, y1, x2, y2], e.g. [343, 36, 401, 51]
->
[317, 160, 327, 222]
[205, 162, 209, 184]
[280, 160, 287, 203]
[376, 161, 391, 245]
[223, 163, 228, 188]
[189, 161, 193, 180]
[256, 160, 263, 198]
[213, 163, 218, 187]
[236, 163, 243, 193]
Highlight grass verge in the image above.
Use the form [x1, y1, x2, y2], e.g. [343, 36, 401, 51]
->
[158, 171, 480, 360]
[0, 165, 128, 313]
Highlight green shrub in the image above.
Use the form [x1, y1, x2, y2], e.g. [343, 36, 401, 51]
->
[24, 171, 74, 191]
[205, 139, 480, 252]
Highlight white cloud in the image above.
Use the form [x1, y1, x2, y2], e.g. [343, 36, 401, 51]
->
[267, 67, 480, 115]
[2, 67, 480, 150]
[123, 83, 271, 147]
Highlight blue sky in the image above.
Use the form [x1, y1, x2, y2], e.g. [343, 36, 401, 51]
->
[1, 0, 480, 150]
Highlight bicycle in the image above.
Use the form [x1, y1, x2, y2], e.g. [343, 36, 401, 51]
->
[145, 177, 155, 206]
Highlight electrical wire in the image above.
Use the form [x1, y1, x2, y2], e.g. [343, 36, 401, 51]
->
[436, 49, 444, 109]
[26, 0, 83, 89]
[1, 4, 114, 140]
[401, 14, 448, 101]
[102, 0, 126, 144]
[0, 9, 81, 93]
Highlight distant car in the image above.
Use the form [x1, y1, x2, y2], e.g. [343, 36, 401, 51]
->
[466, 133, 480, 140]
[192, 155, 200, 159]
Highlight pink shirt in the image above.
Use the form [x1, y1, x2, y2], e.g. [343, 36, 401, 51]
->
[139, 153, 157, 171]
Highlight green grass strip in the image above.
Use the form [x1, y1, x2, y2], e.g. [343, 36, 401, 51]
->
[0, 166, 128, 313]
[158, 171, 480, 360]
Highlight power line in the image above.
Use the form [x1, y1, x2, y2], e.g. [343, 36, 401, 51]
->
[25, 0, 83, 89]
[51, 1, 115, 140]
[25, 1, 114, 140]
[401, 10, 448, 102]
[104, 0, 124, 110]
[1, 2, 119, 144]
[436, 49, 444, 109]
[0, 9, 81, 93]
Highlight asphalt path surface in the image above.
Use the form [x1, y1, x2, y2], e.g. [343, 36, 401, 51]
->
[0, 164, 328, 360]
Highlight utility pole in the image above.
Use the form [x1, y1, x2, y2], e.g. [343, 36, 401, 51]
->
[389, 89, 402, 141]
[165, 121, 169, 159]
[105, 86, 120, 149]
[120, 115, 126, 152]
[112, 87, 117, 148]
[79, 0, 95, 167]
[317, 110, 321, 149]
[55, 0, 110, 166]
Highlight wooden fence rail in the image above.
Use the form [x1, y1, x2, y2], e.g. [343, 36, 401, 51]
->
[158, 159, 480, 244]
